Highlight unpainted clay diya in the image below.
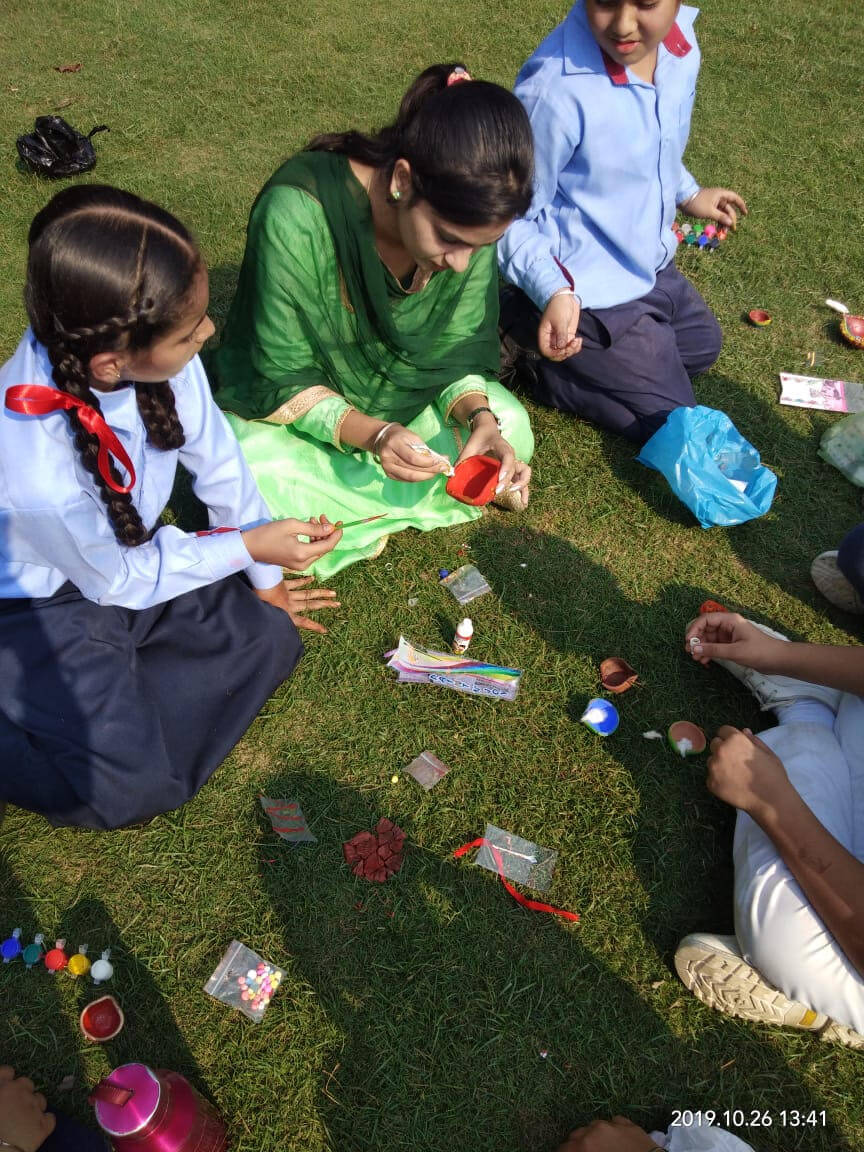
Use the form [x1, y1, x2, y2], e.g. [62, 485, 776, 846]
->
[668, 721, 707, 757]
[599, 657, 638, 694]
[445, 455, 500, 506]
[825, 299, 864, 349]
[748, 309, 772, 327]
[79, 995, 125, 1042]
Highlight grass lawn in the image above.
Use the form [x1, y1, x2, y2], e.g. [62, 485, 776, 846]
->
[2, 0, 864, 1148]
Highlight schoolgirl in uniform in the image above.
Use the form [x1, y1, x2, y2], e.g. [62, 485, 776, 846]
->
[0, 185, 341, 830]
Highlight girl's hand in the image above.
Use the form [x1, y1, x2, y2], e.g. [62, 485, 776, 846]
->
[242, 516, 342, 572]
[679, 187, 748, 229]
[706, 725, 792, 819]
[538, 292, 582, 361]
[0, 1066, 56, 1152]
[375, 423, 452, 483]
[255, 576, 341, 634]
[558, 1116, 660, 1151]
[456, 414, 532, 507]
[684, 611, 785, 671]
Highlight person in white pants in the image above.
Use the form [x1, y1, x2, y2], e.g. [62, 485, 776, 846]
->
[674, 611, 864, 1050]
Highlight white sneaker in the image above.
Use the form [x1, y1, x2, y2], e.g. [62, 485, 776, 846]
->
[675, 933, 864, 1050]
[713, 620, 842, 714]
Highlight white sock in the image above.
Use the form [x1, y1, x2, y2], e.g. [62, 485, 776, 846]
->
[775, 697, 836, 729]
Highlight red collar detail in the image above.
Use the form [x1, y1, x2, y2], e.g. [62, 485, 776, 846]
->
[663, 21, 693, 58]
[602, 21, 692, 84]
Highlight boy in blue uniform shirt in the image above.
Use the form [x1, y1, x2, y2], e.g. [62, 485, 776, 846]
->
[499, 0, 747, 444]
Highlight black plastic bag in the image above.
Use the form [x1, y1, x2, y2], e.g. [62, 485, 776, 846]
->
[16, 116, 109, 178]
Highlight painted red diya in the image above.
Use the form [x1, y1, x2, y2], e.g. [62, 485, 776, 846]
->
[80, 995, 125, 1042]
[826, 299, 864, 349]
[699, 599, 729, 614]
[599, 657, 639, 694]
[748, 309, 772, 327]
[668, 721, 707, 757]
[445, 455, 500, 506]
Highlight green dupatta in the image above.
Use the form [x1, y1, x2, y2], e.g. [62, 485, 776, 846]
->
[210, 151, 501, 426]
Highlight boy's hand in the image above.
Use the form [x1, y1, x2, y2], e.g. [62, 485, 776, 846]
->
[558, 1117, 660, 1151]
[679, 187, 748, 229]
[0, 1066, 56, 1152]
[538, 293, 582, 361]
[707, 725, 792, 819]
[684, 612, 785, 671]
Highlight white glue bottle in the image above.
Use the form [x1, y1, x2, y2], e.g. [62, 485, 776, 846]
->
[452, 617, 474, 655]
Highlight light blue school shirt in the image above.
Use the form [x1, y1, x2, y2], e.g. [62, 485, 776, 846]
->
[499, 1, 702, 311]
[0, 330, 282, 607]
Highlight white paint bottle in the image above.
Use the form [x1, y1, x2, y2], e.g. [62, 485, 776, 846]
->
[452, 617, 474, 655]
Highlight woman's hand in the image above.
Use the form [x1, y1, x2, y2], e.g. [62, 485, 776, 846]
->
[255, 576, 341, 634]
[0, 1066, 56, 1152]
[679, 187, 748, 229]
[375, 423, 453, 483]
[706, 725, 792, 820]
[242, 516, 342, 572]
[538, 292, 582, 361]
[684, 612, 786, 671]
[456, 412, 531, 507]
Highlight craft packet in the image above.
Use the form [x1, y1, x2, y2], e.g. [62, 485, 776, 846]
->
[404, 750, 450, 790]
[204, 940, 284, 1022]
[474, 824, 558, 893]
[259, 797, 317, 843]
[440, 564, 491, 604]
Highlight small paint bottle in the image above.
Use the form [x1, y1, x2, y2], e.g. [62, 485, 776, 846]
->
[452, 617, 474, 655]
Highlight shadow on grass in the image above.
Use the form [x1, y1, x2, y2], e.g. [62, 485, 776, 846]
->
[0, 869, 213, 1138]
[258, 772, 850, 1152]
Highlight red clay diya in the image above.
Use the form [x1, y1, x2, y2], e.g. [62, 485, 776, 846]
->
[80, 995, 125, 1042]
[445, 455, 500, 506]
[826, 299, 864, 349]
[699, 599, 729, 614]
[748, 309, 771, 327]
[343, 818, 405, 883]
[599, 657, 639, 694]
[668, 721, 707, 757]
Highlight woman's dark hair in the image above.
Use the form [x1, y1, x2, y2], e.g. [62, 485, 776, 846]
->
[25, 184, 200, 546]
[307, 63, 534, 227]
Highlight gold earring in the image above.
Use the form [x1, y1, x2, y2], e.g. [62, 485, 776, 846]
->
[389, 188, 401, 203]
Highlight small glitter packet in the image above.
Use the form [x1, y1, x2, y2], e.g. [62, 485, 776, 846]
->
[474, 824, 558, 893]
[204, 940, 284, 1022]
[404, 750, 450, 790]
[440, 564, 491, 604]
[259, 797, 317, 844]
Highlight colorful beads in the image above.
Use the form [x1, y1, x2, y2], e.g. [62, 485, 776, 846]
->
[236, 962, 282, 1013]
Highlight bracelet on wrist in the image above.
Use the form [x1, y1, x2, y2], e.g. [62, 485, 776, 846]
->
[465, 405, 502, 431]
[370, 421, 397, 458]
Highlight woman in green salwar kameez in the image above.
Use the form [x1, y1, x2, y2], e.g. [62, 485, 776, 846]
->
[210, 64, 535, 579]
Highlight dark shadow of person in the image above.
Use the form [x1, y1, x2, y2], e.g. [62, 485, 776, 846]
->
[257, 770, 850, 1152]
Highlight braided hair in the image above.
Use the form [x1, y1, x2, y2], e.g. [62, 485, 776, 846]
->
[25, 185, 199, 546]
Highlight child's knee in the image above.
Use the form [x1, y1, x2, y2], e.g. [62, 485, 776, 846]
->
[685, 313, 722, 377]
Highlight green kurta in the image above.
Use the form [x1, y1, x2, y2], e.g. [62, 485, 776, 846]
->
[210, 151, 533, 578]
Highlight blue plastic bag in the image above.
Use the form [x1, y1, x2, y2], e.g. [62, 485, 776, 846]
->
[636, 405, 777, 529]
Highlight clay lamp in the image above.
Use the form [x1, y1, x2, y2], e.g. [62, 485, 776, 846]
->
[445, 455, 500, 506]
[80, 995, 125, 1042]
[668, 721, 707, 757]
[599, 657, 638, 694]
[699, 599, 728, 614]
[747, 309, 772, 327]
[826, 299, 864, 349]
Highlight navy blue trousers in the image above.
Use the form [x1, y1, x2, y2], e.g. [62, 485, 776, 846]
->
[838, 522, 864, 597]
[42, 1113, 109, 1151]
[501, 262, 722, 444]
[0, 576, 301, 829]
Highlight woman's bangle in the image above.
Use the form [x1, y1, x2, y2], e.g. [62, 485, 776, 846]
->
[370, 421, 397, 458]
[465, 405, 502, 431]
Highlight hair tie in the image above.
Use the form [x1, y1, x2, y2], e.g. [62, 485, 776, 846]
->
[5, 384, 136, 494]
[447, 67, 472, 86]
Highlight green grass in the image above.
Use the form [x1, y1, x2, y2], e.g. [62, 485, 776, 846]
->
[2, 0, 864, 1149]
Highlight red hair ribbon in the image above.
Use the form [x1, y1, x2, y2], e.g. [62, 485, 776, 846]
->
[5, 384, 136, 494]
[453, 838, 580, 923]
[447, 67, 472, 86]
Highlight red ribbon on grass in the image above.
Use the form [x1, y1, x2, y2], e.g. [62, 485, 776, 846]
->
[453, 837, 580, 923]
[5, 384, 136, 494]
